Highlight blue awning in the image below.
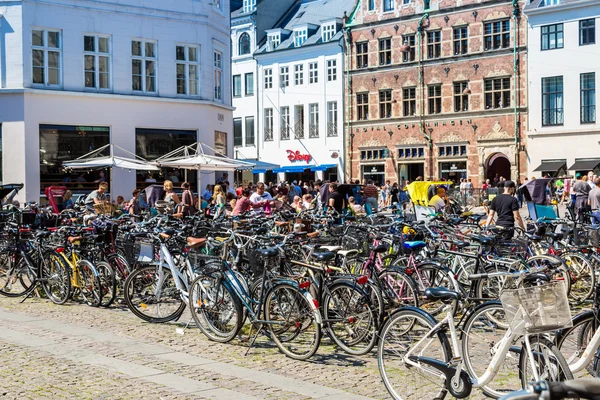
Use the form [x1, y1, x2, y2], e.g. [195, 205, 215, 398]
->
[310, 164, 338, 172]
[239, 159, 281, 174]
[273, 165, 314, 173]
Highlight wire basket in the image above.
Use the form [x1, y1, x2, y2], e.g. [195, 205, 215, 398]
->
[93, 203, 114, 216]
[500, 281, 572, 334]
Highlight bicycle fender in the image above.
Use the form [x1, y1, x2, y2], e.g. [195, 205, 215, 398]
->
[555, 310, 596, 345]
[459, 300, 503, 341]
[303, 289, 323, 325]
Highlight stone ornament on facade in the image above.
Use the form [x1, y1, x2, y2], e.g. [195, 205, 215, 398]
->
[397, 135, 425, 145]
[477, 121, 512, 141]
[437, 132, 464, 143]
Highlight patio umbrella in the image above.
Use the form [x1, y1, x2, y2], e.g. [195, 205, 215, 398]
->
[63, 144, 159, 171]
[155, 142, 254, 171]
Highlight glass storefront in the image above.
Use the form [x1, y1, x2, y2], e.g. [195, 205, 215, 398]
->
[398, 163, 424, 182]
[362, 164, 385, 185]
[135, 128, 197, 189]
[439, 161, 467, 182]
[39, 124, 110, 194]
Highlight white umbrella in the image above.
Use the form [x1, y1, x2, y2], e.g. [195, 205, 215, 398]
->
[63, 144, 159, 171]
[155, 142, 254, 171]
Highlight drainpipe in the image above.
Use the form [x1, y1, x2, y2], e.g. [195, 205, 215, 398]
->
[336, 36, 347, 182]
[343, 27, 352, 181]
[417, 13, 431, 179]
[512, 0, 520, 181]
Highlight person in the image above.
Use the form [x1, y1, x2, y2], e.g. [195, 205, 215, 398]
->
[225, 181, 237, 198]
[95, 170, 106, 183]
[348, 196, 364, 215]
[213, 184, 226, 218]
[232, 189, 263, 216]
[328, 182, 345, 214]
[76, 173, 87, 183]
[84, 182, 109, 210]
[390, 182, 399, 204]
[201, 184, 213, 201]
[180, 182, 196, 216]
[427, 182, 437, 201]
[249, 182, 273, 213]
[561, 176, 571, 205]
[292, 196, 303, 212]
[114, 195, 126, 210]
[484, 180, 525, 239]
[163, 180, 181, 212]
[302, 193, 313, 210]
[589, 171, 595, 190]
[589, 178, 600, 224]
[574, 174, 591, 218]
[145, 173, 156, 183]
[363, 179, 379, 213]
[128, 189, 142, 216]
[428, 187, 447, 212]
[167, 170, 180, 183]
[62, 190, 74, 209]
[384, 179, 391, 206]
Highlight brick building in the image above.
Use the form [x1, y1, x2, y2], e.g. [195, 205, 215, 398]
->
[344, 0, 528, 187]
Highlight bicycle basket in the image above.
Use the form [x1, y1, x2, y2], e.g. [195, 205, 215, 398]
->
[134, 239, 156, 263]
[500, 281, 572, 334]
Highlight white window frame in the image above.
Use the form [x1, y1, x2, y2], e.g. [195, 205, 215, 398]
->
[280, 66, 289, 87]
[309, 103, 319, 138]
[245, 72, 254, 96]
[294, 64, 304, 85]
[176, 44, 200, 96]
[31, 28, 62, 87]
[131, 39, 157, 93]
[264, 68, 273, 89]
[214, 50, 223, 101]
[280, 106, 290, 140]
[294, 29, 307, 47]
[83, 34, 111, 91]
[309, 62, 318, 84]
[233, 74, 242, 97]
[264, 108, 274, 141]
[322, 24, 336, 42]
[327, 101, 338, 137]
[243, 0, 256, 13]
[267, 34, 280, 51]
[327, 59, 337, 81]
[383, 0, 395, 12]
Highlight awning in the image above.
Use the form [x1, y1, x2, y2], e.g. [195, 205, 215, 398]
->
[310, 164, 338, 172]
[273, 165, 314, 173]
[568, 158, 600, 171]
[532, 159, 566, 172]
[241, 159, 280, 174]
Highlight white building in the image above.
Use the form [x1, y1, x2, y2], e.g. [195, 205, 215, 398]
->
[230, 0, 296, 185]
[0, 0, 233, 203]
[253, 0, 351, 184]
[525, 0, 599, 178]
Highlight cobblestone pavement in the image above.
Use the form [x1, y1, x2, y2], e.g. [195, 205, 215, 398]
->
[0, 294, 499, 400]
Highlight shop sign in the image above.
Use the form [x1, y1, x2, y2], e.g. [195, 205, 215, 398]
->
[286, 150, 312, 163]
[354, 119, 473, 133]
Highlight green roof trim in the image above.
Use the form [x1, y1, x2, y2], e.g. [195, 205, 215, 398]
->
[346, 0, 361, 27]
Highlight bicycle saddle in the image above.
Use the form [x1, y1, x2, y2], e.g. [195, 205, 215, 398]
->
[372, 243, 389, 253]
[544, 231, 563, 240]
[257, 247, 278, 258]
[524, 232, 543, 241]
[403, 241, 426, 250]
[424, 287, 461, 302]
[471, 235, 493, 245]
[68, 236, 83, 244]
[311, 251, 335, 262]
[186, 237, 206, 248]
[36, 231, 51, 239]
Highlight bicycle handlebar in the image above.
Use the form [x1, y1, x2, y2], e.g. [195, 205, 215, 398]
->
[500, 379, 600, 400]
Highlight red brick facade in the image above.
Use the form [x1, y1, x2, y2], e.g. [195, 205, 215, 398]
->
[344, 0, 528, 187]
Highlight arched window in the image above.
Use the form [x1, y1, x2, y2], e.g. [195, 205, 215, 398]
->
[239, 33, 251, 55]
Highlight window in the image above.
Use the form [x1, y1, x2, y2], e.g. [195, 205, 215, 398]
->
[309, 103, 319, 138]
[327, 101, 338, 137]
[83, 35, 110, 90]
[132, 40, 156, 92]
[438, 145, 466, 157]
[245, 116, 255, 145]
[233, 75, 242, 97]
[245, 72, 254, 96]
[243, 0, 256, 13]
[294, 64, 304, 85]
[361, 149, 389, 160]
[356, 42, 368, 68]
[280, 66, 289, 87]
[327, 59, 337, 81]
[403, 88, 416, 116]
[453, 27, 468, 55]
[427, 31, 441, 59]
[213, 51, 223, 100]
[398, 147, 425, 158]
[484, 20, 510, 50]
[267, 34, 280, 51]
[357, 93, 369, 120]
[309, 62, 318, 84]
[238, 33, 251, 55]
[379, 90, 392, 119]
[484, 77, 510, 109]
[453, 82, 469, 112]
[322, 24, 336, 42]
[383, 0, 394, 12]
[541, 24, 563, 50]
[402, 35, 416, 62]
[581, 73, 595, 124]
[32, 29, 61, 86]
[176, 44, 199, 96]
[264, 68, 272, 89]
[542, 76, 563, 126]
[294, 29, 307, 47]
[428, 85, 442, 114]
[379, 38, 392, 65]
[580, 19, 596, 46]
[541, 0, 561, 5]
[280, 106, 290, 140]
[367, 0, 375, 11]
[213, 0, 222, 11]
[234, 118, 243, 146]
[264, 108, 274, 141]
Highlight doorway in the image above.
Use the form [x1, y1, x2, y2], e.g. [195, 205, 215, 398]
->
[486, 153, 511, 182]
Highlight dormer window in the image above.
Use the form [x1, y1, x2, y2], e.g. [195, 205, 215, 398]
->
[322, 24, 336, 42]
[243, 0, 256, 13]
[294, 29, 307, 47]
[267, 34, 280, 51]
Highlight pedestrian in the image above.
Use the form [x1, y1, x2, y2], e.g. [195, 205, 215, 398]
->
[250, 182, 273, 214]
[62, 190, 74, 210]
[573, 174, 591, 219]
[145, 173, 156, 183]
[589, 178, 600, 224]
[328, 182, 345, 214]
[428, 187, 447, 212]
[128, 189, 142, 216]
[484, 180, 525, 239]
[85, 182, 109, 211]
[363, 180, 379, 213]
[163, 180, 180, 213]
[213, 184, 226, 218]
[180, 182, 196, 216]
[348, 196, 364, 215]
[390, 182, 399, 204]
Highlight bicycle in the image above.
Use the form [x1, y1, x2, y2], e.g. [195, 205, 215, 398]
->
[499, 378, 600, 400]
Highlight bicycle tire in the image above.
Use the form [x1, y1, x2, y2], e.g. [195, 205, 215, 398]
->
[555, 310, 600, 377]
[474, 263, 512, 300]
[123, 265, 186, 323]
[412, 262, 455, 316]
[378, 307, 452, 400]
[518, 335, 573, 387]
[0, 250, 36, 298]
[96, 261, 117, 307]
[377, 266, 419, 310]
[40, 250, 71, 305]
[76, 260, 103, 307]
[264, 283, 322, 361]
[525, 254, 571, 297]
[560, 251, 595, 304]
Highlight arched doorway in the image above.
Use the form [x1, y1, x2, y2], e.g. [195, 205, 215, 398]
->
[486, 153, 511, 182]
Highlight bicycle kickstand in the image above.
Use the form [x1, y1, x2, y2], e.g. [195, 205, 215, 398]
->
[244, 324, 264, 356]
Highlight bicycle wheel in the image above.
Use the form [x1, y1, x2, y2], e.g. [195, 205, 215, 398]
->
[123, 265, 186, 323]
[555, 310, 599, 377]
[264, 283, 321, 361]
[519, 335, 573, 387]
[412, 262, 455, 315]
[96, 261, 117, 307]
[525, 255, 571, 296]
[322, 281, 377, 355]
[560, 251, 595, 303]
[0, 251, 36, 297]
[188, 274, 242, 343]
[378, 307, 452, 400]
[462, 301, 521, 398]
[377, 267, 419, 309]
[76, 260, 103, 307]
[475, 264, 512, 300]
[40, 251, 71, 305]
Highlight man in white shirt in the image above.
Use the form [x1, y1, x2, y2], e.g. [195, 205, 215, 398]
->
[428, 187, 447, 212]
[249, 182, 272, 213]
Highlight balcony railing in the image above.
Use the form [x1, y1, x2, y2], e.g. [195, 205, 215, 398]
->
[264, 128, 273, 141]
[542, 109, 564, 126]
[280, 126, 290, 140]
[327, 122, 338, 137]
[294, 122, 304, 139]
[581, 105, 596, 124]
[309, 124, 319, 138]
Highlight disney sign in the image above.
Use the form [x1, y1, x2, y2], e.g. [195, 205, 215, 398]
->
[286, 150, 312, 163]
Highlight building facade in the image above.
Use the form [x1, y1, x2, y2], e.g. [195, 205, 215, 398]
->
[253, 0, 352, 184]
[525, 0, 599, 178]
[346, 0, 528, 187]
[0, 0, 233, 202]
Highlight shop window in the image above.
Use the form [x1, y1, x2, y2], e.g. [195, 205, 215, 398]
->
[398, 147, 425, 158]
[361, 149, 389, 160]
[438, 145, 467, 157]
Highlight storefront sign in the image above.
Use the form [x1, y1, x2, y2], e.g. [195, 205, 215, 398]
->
[355, 119, 473, 133]
[286, 150, 312, 163]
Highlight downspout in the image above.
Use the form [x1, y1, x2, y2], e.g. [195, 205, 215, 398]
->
[343, 28, 352, 181]
[417, 13, 431, 179]
[337, 35, 346, 182]
[512, 0, 520, 181]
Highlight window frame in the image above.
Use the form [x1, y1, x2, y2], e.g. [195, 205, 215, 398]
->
[402, 35, 416, 62]
[379, 38, 392, 66]
[309, 103, 319, 138]
[453, 26, 468, 55]
[280, 66, 289, 87]
[244, 72, 254, 96]
[379, 89, 392, 119]
[580, 19, 596, 46]
[238, 32, 251, 56]
[131, 39, 157, 93]
[367, 0, 375, 11]
[234, 117, 243, 147]
[484, 20, 510, 51]
[245, 116, 255, 145]
[294, 64, 304, 86]
[175, 43, 200, 96]
[83, 34, 111, 91]
[233, 74, 242, 97]
[541, 23, 564, 51]
[428, 84, 442, 114]
[427, 30, 441, 59]
[322, 24, 336, 42]
[453, 81, 469, 112]
[327, 59, 337, 81]
[356, 42, 369, 69]
[213, 50, 223, 101]
[264, 108, 274, 141]
[383, 0, 394, 12]
[267, 34, 280, 51]
[243, 0, 256, 13]
[580, 72, 596, 124]
[31, 28, 62, 87]
[327, 101, 338, 137]
[484, 77, 511, 109]
[294, 29, 308, 47]
[541, 76, 564, 126]
[280, 106, 290, 140]
[264, 68, 273, 89]
[403, 87, 416, 116]
[357, 92, 369, 121]
[309, 62, 319, 84]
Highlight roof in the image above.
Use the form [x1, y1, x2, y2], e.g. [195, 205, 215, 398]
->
[255, 0, 352, 54]
[525, 0, 591, 12]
